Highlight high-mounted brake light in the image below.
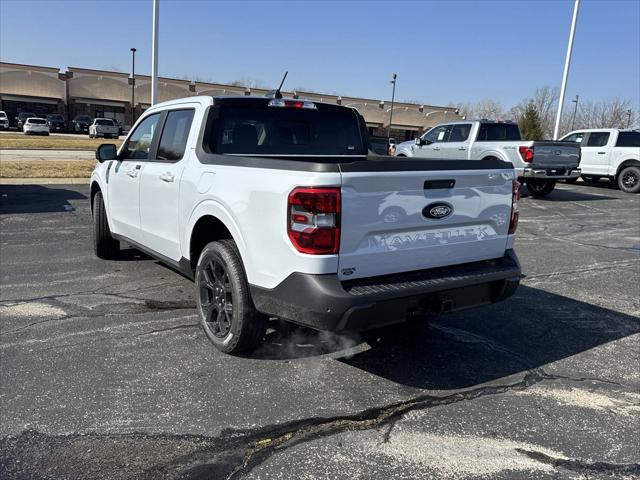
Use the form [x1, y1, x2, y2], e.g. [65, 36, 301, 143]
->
[508, 180, 521, 235]
[288, 187, 340, 254]
[518, 146, 534, 163]
[268, 99, 317, 109]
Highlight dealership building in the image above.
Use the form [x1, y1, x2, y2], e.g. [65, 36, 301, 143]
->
[0, 61, 459, 140]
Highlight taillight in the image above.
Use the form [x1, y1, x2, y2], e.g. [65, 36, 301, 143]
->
[518, 146, 534, 163]
[509, 180, 521, 235]
[288, 187, 340, 254]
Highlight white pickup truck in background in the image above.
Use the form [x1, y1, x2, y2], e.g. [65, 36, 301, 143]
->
[90, 95, 522, 354]
[560, 129, 640, 193]
[395, 120, 581, 197]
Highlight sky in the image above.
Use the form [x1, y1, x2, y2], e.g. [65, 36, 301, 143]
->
[1, 0, 639, 110]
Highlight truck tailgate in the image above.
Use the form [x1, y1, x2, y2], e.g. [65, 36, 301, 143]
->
[338, 160, 514, 281]
[529, 141, 580, 169]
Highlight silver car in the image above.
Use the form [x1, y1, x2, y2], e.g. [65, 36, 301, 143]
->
[89, 118, 119, 139]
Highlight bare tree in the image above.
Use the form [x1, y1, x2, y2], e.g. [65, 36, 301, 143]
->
[574, 98, 637, 130]
[510, 86, 559, 138]
[448, 100, 506, 120]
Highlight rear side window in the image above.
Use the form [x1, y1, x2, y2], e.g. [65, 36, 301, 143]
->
[122, 113, 160, 160]
[477, 123, 521, 141]
[586, 132, 610, 147]
[616, 131, 640, 147]
[448, 124, 472, 142]
[157, 109, 195, 161]
[210, 105, 365, 157]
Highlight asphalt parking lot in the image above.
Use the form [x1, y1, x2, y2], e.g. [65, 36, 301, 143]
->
[0, 181, 638, 479]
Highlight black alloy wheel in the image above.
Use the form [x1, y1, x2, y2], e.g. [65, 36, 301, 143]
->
[198, 258, 234, 338]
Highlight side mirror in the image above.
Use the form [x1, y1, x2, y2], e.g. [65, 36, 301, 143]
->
[415, 137, 428, 146]
[96, 143, 117, 162]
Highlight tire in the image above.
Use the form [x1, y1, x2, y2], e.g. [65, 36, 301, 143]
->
[93, 191, 119, 259]
[617, 166, 640, 194]
[195, 240, 267, 354]
[526, 179, 556, 197]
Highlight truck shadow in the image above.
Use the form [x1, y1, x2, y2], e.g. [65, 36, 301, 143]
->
[0, 184, 87, 214]
[522, 186, 618, 201]
[251, 285, 639, 390]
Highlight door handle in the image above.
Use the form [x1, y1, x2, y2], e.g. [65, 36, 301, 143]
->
[597, 152, 606, 154]
[458, 147, 467, 151]
[433, 147, 441, 151]
[126, 169, 138, 178]
[159, 172, 175, 183]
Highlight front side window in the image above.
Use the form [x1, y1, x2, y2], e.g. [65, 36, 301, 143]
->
[586, 132, 610, 147]
[157, 109, 195, 161]
[616, 131, 640, 147]
[423, 125, 451, 143]
[122, 113, 160, 160]
[562, 132, 586, 143]
[447, 124, 472, 142]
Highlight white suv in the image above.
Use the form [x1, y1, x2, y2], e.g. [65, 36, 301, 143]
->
[91, 95, 521, 354]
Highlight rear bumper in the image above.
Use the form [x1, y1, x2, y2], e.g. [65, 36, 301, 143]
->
[523, 167, 581, 180]
[250, 249, 521, 332]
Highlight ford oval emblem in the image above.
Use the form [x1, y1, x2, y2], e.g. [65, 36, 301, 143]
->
[423, 202, 453, 219]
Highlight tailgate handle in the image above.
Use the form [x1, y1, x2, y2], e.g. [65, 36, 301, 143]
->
[424, 179, 456, 190]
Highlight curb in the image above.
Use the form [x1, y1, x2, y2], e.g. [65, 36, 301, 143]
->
[0, 178, 89, 185]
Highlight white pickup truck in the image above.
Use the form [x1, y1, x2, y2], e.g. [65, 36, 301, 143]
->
[90, 95, 521, 354]
[559, 129, 640, 193]
[395, 120, 581, 197]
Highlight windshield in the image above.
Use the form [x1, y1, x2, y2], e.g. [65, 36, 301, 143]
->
[28, 118, 47, 124]
[95, 119, 114, 126]
[75, 116, 91, 122]
[48, 115, 64, 121]
[477, 123, 522, 141]
[210, 104, 366, 158]
[0, 112, 7, 119]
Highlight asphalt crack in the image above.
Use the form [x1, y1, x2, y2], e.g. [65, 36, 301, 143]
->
[516, 448, 640, 476]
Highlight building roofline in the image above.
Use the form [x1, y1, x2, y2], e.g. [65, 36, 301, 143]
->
[67, 66, 130, 77]
[0, 62, 61, 73]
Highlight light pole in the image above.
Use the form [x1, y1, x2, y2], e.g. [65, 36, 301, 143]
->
[130, 47, 136, 125]
[553, 0, 580, 139]
[627, 109, 632, 128]
[570, 94, 579, 130]
[387, 73, 397, 139]
[151, 0, 159, 105]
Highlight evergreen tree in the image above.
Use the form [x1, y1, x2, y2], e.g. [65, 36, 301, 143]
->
[519, 101, 545, 140]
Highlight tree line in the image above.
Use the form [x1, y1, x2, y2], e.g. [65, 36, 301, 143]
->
[449, 86, 638, 140]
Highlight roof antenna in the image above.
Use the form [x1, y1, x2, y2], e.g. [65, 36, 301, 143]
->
[266, 71, 288, 99]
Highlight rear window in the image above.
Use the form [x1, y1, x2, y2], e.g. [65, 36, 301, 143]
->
[209, 105, 366, 157]
[95, 119, 114, 126]
[616, 131, 640, 147]
[47, 115, 63, 121]
[75, 116, 91, 122]
[28, 118, 46, 124]
[477, 123, 521, 141]
[20, 113, 35, 118]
